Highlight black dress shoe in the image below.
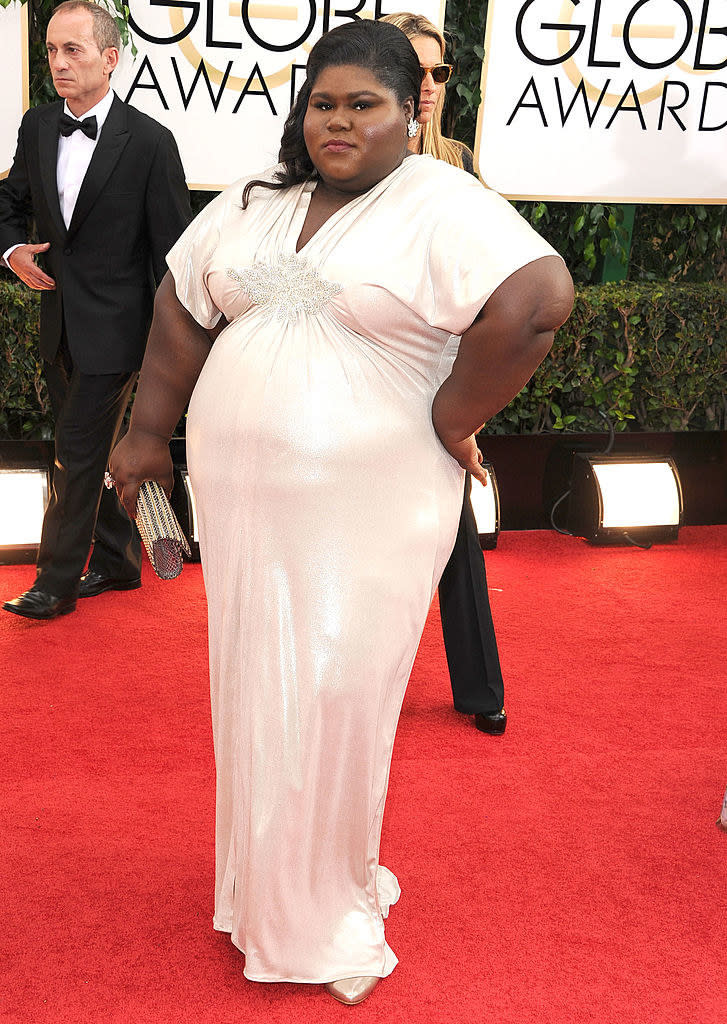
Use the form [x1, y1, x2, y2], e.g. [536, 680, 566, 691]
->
[79, 570, 142, 598]
[3, 589, 77, 620]
[474, 708, 507, 735]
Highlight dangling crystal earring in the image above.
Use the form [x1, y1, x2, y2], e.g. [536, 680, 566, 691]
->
[407, 117, 420, 138]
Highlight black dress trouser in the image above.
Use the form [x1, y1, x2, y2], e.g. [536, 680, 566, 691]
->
[35, 337, 141, 598]
[438, 473, 505, 715]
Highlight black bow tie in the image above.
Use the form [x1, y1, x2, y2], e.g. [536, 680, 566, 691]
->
[59, 113, 98, 140]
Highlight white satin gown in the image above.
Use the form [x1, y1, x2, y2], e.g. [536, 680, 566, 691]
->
[166, 155, 558, 983]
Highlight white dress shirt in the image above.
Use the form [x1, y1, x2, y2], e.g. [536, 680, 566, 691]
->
[3, 88, 115, 265]
[56, 87, 115, 229]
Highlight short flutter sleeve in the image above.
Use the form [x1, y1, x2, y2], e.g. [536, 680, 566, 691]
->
[418, 164, 562, 337]
[166, 189, 229, 328]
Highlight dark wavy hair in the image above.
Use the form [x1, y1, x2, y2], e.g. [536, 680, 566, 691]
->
[242, 19, 421, 208]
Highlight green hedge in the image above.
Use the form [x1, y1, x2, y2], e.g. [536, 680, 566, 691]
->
[0, 278, 50, 439]
[487, 282, 727, 434]
[1, 279, 725, 440]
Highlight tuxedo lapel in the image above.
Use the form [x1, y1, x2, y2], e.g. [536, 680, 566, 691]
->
[37, 104, 66, 240]
[67, 96, 130, 240]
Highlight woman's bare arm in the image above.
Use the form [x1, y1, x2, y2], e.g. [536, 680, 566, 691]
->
[109, 271, 223, 515]
[432, 255, 573, 483]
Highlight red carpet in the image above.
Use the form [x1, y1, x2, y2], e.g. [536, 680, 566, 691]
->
[1, 528, 725, 1024]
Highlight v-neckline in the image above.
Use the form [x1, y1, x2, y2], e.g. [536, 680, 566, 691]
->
[290, 157, 421, 257]
[294, 180, 351, 255]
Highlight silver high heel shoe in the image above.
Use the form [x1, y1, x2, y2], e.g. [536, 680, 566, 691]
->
[325, 976, 379, 1005]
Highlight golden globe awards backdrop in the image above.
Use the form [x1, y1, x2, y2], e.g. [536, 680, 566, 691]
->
[1, 1, 28, 178]
[114, 0, 445, 188]
[474, 0, 727, 202]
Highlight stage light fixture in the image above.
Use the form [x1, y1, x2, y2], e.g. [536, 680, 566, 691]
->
[167, 468, 200, 561]
[469, 461, 501, 549]
[566, 453, 683, 545]
[0, 467, 50, 562]
[181, 471, 199, 544]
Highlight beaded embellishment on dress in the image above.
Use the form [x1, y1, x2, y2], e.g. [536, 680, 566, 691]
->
[227, 254, 341, 321]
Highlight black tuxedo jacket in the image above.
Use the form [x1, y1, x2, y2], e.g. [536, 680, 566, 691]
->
[0, 95, 191, 374]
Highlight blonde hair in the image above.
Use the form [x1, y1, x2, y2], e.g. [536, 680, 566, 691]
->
[380, 11, 474, 171]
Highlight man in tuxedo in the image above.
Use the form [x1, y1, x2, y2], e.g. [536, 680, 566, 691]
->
[0, 0, 191, 620]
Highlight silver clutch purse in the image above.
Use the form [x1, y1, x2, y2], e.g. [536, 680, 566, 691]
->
[135, 480, 191, 580]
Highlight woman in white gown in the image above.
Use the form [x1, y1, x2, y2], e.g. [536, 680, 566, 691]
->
[110, 19, 572, 1004]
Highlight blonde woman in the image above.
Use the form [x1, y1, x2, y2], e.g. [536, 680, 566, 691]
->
[383, 11, 474, 169]
[383, 11, 507, 737]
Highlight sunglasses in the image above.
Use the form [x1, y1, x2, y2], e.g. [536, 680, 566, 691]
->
[419, 63, 453, 84]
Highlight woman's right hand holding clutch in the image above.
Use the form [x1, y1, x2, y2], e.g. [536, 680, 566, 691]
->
[108, 430, 174, 519]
